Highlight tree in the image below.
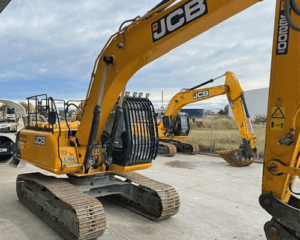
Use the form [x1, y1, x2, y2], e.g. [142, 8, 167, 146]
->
[218, 105, 228, 115]
[223, 105, 228, 114]
[20, 102, 28, 111]
[0, 104, 8, 111]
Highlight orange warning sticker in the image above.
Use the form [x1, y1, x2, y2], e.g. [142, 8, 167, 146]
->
[270, 107, 286, 131]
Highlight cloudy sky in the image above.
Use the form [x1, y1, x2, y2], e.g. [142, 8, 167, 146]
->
[0, 0, 275, 110]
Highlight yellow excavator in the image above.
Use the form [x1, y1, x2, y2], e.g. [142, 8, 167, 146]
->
[3, 0, 300, 239]
[157, 71, 257, 167]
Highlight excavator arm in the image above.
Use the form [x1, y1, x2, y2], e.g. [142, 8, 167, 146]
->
[158, 71, 257, 166]
[258, 0, 300, 238]
[225, 72, 256, 149]
[218, 72, 257, 166]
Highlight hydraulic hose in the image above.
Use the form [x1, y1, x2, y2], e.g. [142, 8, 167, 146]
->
[241, 94, 255, 135]
[84, 56, 113, 173]
[285, 0, 300, 31]
[119, 17, 140, 31]
[188, 74, 225, 91]
[147, 0, 171, 14]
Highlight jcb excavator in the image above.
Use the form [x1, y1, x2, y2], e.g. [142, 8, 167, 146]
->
[3, 0, 300, 239]
[158, 71, 257, 167]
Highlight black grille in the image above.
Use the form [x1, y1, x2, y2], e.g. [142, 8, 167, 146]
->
[111, 97, 159, 166]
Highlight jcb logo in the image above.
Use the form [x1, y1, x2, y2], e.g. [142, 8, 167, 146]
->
[193, 90, 209, 99]
[152, 0, 208, 42]
[34, 136, 46, 146]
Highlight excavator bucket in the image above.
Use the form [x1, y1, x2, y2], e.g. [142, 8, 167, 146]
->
[216, 149, 254, 167]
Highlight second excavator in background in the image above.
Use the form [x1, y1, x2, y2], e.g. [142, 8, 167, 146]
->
[158, 71, 257, 167]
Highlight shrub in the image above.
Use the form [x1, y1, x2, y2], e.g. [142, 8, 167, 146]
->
[254, 114, 267, 124]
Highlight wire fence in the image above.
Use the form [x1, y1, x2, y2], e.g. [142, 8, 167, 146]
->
[188, 117, 266, 160]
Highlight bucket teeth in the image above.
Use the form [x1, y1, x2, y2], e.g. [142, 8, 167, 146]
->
[216, 149, 254, 167]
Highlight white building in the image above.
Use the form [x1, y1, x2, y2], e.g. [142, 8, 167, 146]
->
[228, 87, 269, 119]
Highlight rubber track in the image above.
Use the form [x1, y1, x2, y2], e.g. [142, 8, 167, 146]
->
[158, 141, 177, 157]
[116, 172, 180, 220]
[174, 140, 200, 155]
[186, 142, 200, 155]
[17, 173, 106, 240]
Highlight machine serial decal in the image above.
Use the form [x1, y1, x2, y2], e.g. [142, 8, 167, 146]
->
[34, 136, 46, 146]
[62, 157, 75, 163]
[193, 90, 209, 99]
[152, 0, 208, 42]
[276, 1, 290, 55]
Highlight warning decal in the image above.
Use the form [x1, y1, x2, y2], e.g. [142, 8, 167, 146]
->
[271, 107, 285, 119]
[270, 107, 286, 131]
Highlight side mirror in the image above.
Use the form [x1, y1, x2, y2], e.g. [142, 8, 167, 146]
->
[48, 111, 57, 125]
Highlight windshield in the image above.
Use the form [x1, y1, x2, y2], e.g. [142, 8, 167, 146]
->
[6, 107, 15, 115]
[180, 115, 189, 129]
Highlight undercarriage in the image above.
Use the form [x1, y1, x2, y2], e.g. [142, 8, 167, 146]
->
[17, 172, 180, 240]
[158, 140, 199, 157]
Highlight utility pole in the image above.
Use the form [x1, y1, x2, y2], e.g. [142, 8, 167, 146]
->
[162, 91, 164, 109]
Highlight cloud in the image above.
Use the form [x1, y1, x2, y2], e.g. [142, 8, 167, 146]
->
[0, 0, 275, 110]
[38, 68, 48, 74]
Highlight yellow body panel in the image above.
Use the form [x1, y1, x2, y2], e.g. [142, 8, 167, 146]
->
[19, 129, 81, 174]
[109, 163, 153, 173]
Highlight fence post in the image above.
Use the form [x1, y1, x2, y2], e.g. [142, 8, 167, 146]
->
[210, 120, 213, 154]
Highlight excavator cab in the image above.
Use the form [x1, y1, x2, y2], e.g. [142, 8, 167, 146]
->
[172, 112, 190, 137]
[159, 112, 196, 156]
[161, 112, 190, 137]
